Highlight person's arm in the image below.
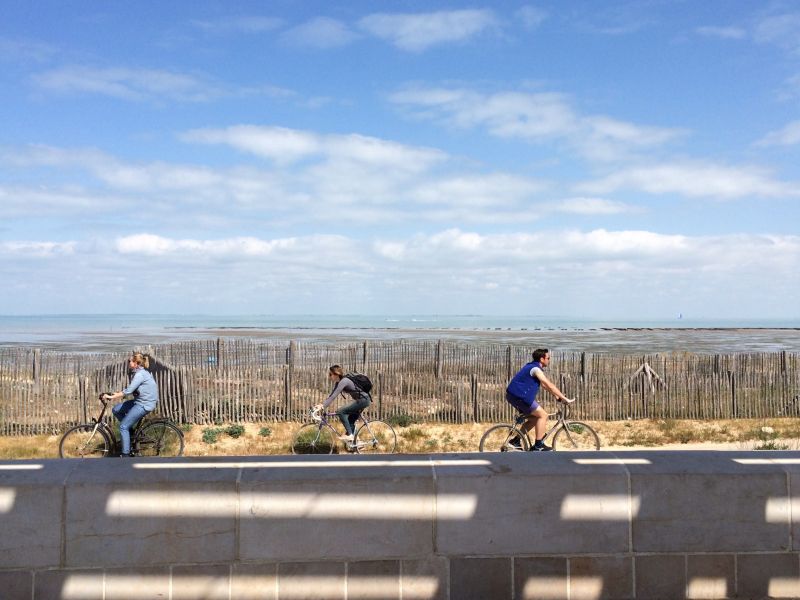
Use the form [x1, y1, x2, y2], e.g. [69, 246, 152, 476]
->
[318, 378, 352, 410]
[103, 370, 144, 403]
[531, 367, 573, 402]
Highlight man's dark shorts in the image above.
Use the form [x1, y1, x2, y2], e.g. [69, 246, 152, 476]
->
[506, 392, 540, 414]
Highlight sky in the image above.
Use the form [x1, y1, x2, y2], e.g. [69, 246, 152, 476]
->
[1, 0, 799, 320]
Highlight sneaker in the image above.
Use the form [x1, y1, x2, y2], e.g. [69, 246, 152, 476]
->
[531, 442, 552, 452]
[506, 437, 523, 451]
[118, 453, 132, 458]
[339, 434, 354, 442]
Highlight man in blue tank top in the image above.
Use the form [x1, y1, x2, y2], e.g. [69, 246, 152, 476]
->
[506, 348, 573, 451]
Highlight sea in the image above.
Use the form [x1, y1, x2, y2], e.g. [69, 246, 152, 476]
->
[1, 314, 799, 354]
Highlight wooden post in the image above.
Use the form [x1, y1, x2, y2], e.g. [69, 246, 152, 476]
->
[471, 373, 478, 423]
[506, 345, 513, 383]
[362, 340, 368, 373]
[435, 339, 443, 378]
[377, 371, 383, 420]
[286, 341, 296, 420]
[729, 370, 737, 418]
[32, 348, 41, 393]
[216, 338, 224, 370]
[580, 352, 586, 381]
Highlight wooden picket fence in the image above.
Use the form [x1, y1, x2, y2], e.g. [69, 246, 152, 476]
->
[0, 340, 798, 435]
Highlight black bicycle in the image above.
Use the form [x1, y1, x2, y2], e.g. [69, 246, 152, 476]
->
[59, 393, 184, 458]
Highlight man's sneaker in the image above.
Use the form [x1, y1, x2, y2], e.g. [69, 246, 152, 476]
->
[531, 442, 552, 452]
[339, 434, 354, 442]
[506, 437, 523, 451]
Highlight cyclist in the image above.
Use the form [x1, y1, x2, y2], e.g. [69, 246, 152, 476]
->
[313, 365, 371, 443]
[506, 348, 573, 451]
[102, 352, 159, 457]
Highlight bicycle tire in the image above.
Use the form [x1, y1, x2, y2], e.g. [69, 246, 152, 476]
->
[136, 421, 185, 457]
[291, 423, 337, 454]
[59, 424, 113, 458]
[552, 421, 600, 451]
[479, 424, 530, 452]
[353, 420, 397, 454]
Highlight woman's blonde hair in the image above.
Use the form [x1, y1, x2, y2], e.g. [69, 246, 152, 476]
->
[329, 364, 344, 379]
[131, 352, 150, 369]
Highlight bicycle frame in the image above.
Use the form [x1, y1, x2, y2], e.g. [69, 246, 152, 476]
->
[513, 402, 570, 444]
[313, 411, 371, 451]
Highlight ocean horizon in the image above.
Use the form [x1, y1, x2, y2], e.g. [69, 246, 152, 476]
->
[1, 314, 799, 354]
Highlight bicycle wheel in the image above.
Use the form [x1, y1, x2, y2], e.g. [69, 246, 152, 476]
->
[479, 424, 530, 452]
[552, 421, 600, 451]
[59, 424, 113, 458]
[136, 421, 185, 457]
[354, 420, 397, 454]
[291, 423, 336, 454]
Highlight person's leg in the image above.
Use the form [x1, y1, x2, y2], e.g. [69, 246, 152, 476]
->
[117, 404, 148, 455]
[337, 397, 370, 437]
[528, 404, 552, 450]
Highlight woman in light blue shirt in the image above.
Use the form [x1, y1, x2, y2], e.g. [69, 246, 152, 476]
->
[103, 352, 159, 457]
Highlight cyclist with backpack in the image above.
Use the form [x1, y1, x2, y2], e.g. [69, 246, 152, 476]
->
[314, 364, 372, 443]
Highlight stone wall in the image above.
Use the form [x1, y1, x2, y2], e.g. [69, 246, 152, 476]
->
[1, 451, 800, 599]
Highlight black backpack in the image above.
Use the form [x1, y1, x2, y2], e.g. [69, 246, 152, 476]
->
[346, 372, 373, 394]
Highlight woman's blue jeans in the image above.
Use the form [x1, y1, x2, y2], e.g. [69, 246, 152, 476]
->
[112, 400, 149, 455]
[337, 396, 371, 436]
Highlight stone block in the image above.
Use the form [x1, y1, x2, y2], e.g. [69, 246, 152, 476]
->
[569, 556, 633, 600]
[35, 568, 103, 600]
[449, 557, 511, 600]
[402, 557, 448, 600]
[634, 555, 685, 599]
[172, 564, 231, 600]
[232, 563, 278, 600]
[64, 460, 238, 567]
[239, 456, 435, 561]
[629, 451, 790, 553]
[348, 560, 400, 600]
[686, 554, 734, 599]
[0, 459, 77, 569]
[435, 453, 631, 556]
[103, 566, 170, 600]
[0, 569, 33, 600]
[737, 553, 800, 599]
[514, 557, 567, 600]
[278, 561, 345, 600]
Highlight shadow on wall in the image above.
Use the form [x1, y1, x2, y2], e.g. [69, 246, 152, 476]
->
[1, 451, 800, 599]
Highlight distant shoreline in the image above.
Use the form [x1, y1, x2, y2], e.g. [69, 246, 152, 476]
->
[2, 325, 799, 354]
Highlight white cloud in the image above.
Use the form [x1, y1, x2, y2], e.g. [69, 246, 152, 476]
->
[516, 6, 547, 30]
[757, 121, 800, 146]
[0, 36, 58, 62]
[754, 12, 800, 54]
[2, 230, 797, 316]
[577, 161, 800, 199]
[31, 65, 224, 102]
[389, 86, 684, 161]
[280, 17, 358, 48]
[695, 26, 747, 40]
[556, 197, 636, 215]
[358, 9, 497, 52]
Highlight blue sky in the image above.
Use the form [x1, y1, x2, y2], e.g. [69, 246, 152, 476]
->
[1, 1, 798, 319]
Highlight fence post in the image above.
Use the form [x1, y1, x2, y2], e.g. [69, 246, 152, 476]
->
[362, 340, 368, 373]
[471, 373, 478, 423]
[286, 341, 296, 420]
[216, 338, 224, 370]
[729, 370, 737, 418]
[377, 371, 383, 420]
[32, 348, 41, 393]
[435, 339, 443, 378]
[580, 352, 586, 381]
[506, 345, 513, 382]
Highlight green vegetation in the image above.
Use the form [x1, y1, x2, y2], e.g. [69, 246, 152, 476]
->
[202, 427, 223, 444]
[258, 427, 272, 437]
[225, 424, 245, 439]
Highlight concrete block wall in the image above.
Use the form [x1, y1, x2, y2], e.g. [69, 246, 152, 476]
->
[2, 451, 800, 599]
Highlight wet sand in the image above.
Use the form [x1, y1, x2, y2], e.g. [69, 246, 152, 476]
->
[2, 325, 799, 354]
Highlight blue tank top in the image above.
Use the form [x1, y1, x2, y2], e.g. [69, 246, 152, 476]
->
[506, 361, 542, 403]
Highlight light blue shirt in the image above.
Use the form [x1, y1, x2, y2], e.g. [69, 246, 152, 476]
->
[123, 367, 159, 411]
